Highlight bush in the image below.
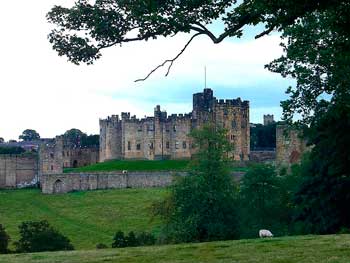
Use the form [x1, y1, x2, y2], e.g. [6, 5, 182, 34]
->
[112, 231, 156, 248]
[137, 232, 156, 246]
[14, 220, 74, 253]
[96, 243, 108, 249]
[125, 231, 138, 247]
[0, 224, 10, 254]
[112, 231, 126, 248]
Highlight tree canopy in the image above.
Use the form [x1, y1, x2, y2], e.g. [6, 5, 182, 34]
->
[152, 125, 239, 242]
[63, 128, 99, 147]
[19, 129, 40, 142]
[47, 0, 348, 122]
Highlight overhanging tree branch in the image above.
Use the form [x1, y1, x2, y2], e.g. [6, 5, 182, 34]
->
[134, 32, 203, 82]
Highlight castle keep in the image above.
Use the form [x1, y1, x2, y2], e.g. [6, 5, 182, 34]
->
[100, 89, 250, 161]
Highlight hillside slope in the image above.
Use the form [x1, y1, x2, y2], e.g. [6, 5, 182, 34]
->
[0, 188, 165, 249]
[1, 235, 350, 263]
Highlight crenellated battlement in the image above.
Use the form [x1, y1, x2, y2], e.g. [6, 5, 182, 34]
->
[99, 88, 250, 161]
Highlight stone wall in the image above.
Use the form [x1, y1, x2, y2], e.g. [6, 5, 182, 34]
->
[276, 125, 308, 167]
[249, 151, 276, 163]
[41, 171, 245, 194]
[0, 154, 38, 188]
[62, 147, 99, 168]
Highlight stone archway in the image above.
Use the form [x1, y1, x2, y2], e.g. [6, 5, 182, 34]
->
[53, 179, 64, 194]
[73, 160, 78, 168]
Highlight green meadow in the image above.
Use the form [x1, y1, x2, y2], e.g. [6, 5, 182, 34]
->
[1, 234, 350, 263]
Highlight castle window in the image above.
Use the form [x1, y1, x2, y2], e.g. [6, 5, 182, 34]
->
[50, 153, 54, 159]
[51, 165, 54, 171]
[231, 135, 235, 141]
[182, 141, 187, 149]
[128, 141, 131, 150]
[149, 142, 154, 149]
[67, 151, 69, 157]
[136, 143, 141, 150]
[166, 141, 170, 149]
[232, 120, 237, 129]
[175, 142, 179, 149]
[138, 126, 142, 132]
[224, 109, 228, 115]
[173, 125, 176, 132]
[62, 151, 65, 157]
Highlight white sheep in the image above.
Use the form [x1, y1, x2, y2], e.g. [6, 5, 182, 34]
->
[259, 229, 273, 238]
[122, 170, 128, 174]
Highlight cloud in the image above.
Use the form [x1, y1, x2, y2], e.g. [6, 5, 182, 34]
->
[0, 1, 293, 141]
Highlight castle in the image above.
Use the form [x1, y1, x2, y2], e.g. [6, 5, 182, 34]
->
[99, 88, 250, 161]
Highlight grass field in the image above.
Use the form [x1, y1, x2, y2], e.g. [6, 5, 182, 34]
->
[63, 159, 250, 173]
[64, 160, 191, 173]
[0, 188, 165, 250]
[1, 234, 350, 262]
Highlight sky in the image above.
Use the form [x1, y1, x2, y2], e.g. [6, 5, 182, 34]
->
[0, 1, 294, 141]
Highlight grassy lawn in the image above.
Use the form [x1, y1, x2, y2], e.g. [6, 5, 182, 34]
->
[0, 188, 166, 250]
[63, 159, 250, 173]
[64, 160, 191, 173]
[1, 234, 350, 262]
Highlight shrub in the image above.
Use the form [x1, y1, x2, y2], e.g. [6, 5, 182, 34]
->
[112, 231, 156, 248]
[0, 224, 10, 254]
[125, 231, 138, 247]
[137, 232, 156, 246]
[14, 220, 74, 253]
[96, 243, 108, 249]
[112, 231, 127, 248]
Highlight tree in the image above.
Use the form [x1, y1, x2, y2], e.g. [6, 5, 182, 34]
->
[0, 138, 4, 143]
[19, 129, 40, 142]
[250, 123, 276, 150]
[47, 0, 342, 81]
[293, 96, 350, 234]
[14, 220, 74, 253]
[152, 125, 239, 243]
[63, 128, 85, 147]
[239, 164, 281, 236]
[63, 129, 99, 147]
[266, 2, 350, 125]
[112, 231, 127, 248]
[0, 147, 25, 155]
[0, 224, 10, 254]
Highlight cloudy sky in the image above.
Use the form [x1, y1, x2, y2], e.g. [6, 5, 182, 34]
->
[0, 1, 294, 141]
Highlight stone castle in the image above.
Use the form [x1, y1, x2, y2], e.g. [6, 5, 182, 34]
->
[99, 88, 250, 162]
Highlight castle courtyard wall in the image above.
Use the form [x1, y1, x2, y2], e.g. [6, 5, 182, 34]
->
[41, 171, 245, 194]
[0, 155, 38, 188]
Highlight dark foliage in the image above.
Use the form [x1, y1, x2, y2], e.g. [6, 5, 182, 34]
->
[152, 125, 239, 243]
[19, 129, 40, 142]
[0, 147, 25, 155]
[0, 224, 10, 254]
[14, 220, 74, 253]
[63, 129, 99, 147]
[250, 123, 276, 150]
[112, 231, 156, 248]
[293, 96, 350, 234]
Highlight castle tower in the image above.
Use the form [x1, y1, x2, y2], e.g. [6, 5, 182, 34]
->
[99, 115, 122, 162]
[263, 114, 274, 125]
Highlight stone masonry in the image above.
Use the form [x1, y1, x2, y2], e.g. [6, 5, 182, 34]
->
[0, 154, 38, 188]
[276, 125, 308, 167]
[100, 88, 250, 162]
[41, 171, 246, 194]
